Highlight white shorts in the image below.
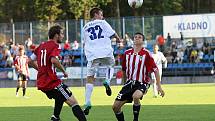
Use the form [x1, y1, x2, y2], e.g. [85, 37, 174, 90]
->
[87, 57, 115, 76]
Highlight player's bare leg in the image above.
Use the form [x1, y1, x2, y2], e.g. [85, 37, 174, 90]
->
[16, 81, 21, 97]
[112, 100, 127, 121]
[84, 76, 94, 115]
[65, 95, 87, 121]
[103, 66, 114, 96]
[152, 79, 158, 97]
[132, 90, 144, 121]
[22, 80, 28, 98]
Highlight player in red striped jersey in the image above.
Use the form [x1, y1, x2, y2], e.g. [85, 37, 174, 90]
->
[112, 32, 165, 121]
[14, 45, 29, 98]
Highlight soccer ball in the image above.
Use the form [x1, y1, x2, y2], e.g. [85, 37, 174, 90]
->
[128, 0, 143, 8]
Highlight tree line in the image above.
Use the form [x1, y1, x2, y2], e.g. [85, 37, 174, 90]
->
[0, 0, 214, 23]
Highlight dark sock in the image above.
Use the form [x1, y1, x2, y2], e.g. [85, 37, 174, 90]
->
[133, 104, 141, 121]
[22, 88, 26, 96]
[16, 87, 19, 93]
[53, 99, 64, 119]
[115, 111, 125, 121]
[72, 105, 87, 121]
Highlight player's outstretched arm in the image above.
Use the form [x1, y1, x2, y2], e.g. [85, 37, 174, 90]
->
[122, 70, 127, 84]
[113, 33, 122, 43]
[51, 57, 68, 77]
[28, 55, 38, 71]
[154, 70, 165, 97]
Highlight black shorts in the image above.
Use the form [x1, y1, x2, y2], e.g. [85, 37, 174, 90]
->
[115, 80, 150, 103]
[43, 83, 72, 102]
[18, 73, 27, 81]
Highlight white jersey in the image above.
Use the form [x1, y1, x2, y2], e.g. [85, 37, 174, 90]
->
[83, 19, 115, 61]
[151, 51, 167, 74]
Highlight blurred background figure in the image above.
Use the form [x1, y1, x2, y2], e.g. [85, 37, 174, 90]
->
[151, 44, 167, 98]
[156, 34, 165, 52]
[14, 45, 29, 98]
[71, 40, 79, 50]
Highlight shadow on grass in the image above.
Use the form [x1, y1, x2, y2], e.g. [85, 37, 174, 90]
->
[0, 104, 215, 121]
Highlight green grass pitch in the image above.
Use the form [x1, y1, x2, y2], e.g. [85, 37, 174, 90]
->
[1, 83, 215, 121]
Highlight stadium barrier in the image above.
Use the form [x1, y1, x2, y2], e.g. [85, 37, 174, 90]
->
[0, 66, 214, 88]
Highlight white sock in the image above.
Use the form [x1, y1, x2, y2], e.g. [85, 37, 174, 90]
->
[153, 81, 158, 96]
[105, 67, 114, 85]
[85, 83, 94, 105]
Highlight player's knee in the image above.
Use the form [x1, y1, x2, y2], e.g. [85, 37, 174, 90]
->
[132, 95, 141, 102]
[87, 76, 94, 83]
[112, 104, 119, 113]
[66, 97, 78, 107]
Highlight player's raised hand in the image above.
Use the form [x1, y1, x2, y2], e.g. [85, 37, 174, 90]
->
[157, 85, 165, 97]
[63, 72, 68, 78]
[117, 38, 123, 43]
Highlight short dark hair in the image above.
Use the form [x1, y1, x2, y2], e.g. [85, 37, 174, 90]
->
[90, 7, 103, 18]
[153, 43, 159, 47]
[19, 45, 25, 51]
[134, 32, 145, 40]
[48, 25, 63, 39]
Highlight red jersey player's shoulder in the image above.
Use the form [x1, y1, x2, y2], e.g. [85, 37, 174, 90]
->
[38, 40, 60, 50]
[47, 40, 61, 49]
[15, 55, 20, 59]
[142, 48, 153, 57]
[124, 48, 134, 54]
[23, 55, 28, 58]
[142, 48, 150, 53]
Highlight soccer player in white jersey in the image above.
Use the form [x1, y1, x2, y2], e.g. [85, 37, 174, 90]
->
[83, 7, 121, 115]
[151, 44, 167, 97]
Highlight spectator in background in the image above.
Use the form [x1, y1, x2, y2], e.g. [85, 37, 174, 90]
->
[180, 32, 184, 41]
[71, 40, 79, 50]
[63, 40, 71, 52]
[0, 48, 4, 67]
[176, 48, 184, 64]
[2, 47, 12, 67]
[115, 42, 125, 66]
[10, 44, 19, 58]
[62, 51, 73, 67]
[190, 49, 198, 63]
[124, 33, 133, 49]
[203, 41, 210, 55]
[111, 38, 117, 50]
[197, 49, 204, 63]
[116, 70, 123, 85]
[157, 34, 165, 52]
[171, 41, 177, 63]
[196, 39, 204, 50]
[167, 33, 172, 46]
[25, 37, 32, 49]
[143, 38, 147, 48]
[6, 53, 13, 67]
[6, 39, 13, 50]
[165, 52, 173, 63]
[26, 44, 36, 57]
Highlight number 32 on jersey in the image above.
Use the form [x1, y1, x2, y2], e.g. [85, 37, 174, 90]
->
[87, 25, 104, 40]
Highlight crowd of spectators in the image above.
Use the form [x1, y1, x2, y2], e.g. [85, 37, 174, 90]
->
[0, 38, 35, 68]
[164, 35, 214, 64]
[59, 33, 215, 67]
[0, 33, 214, 68]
